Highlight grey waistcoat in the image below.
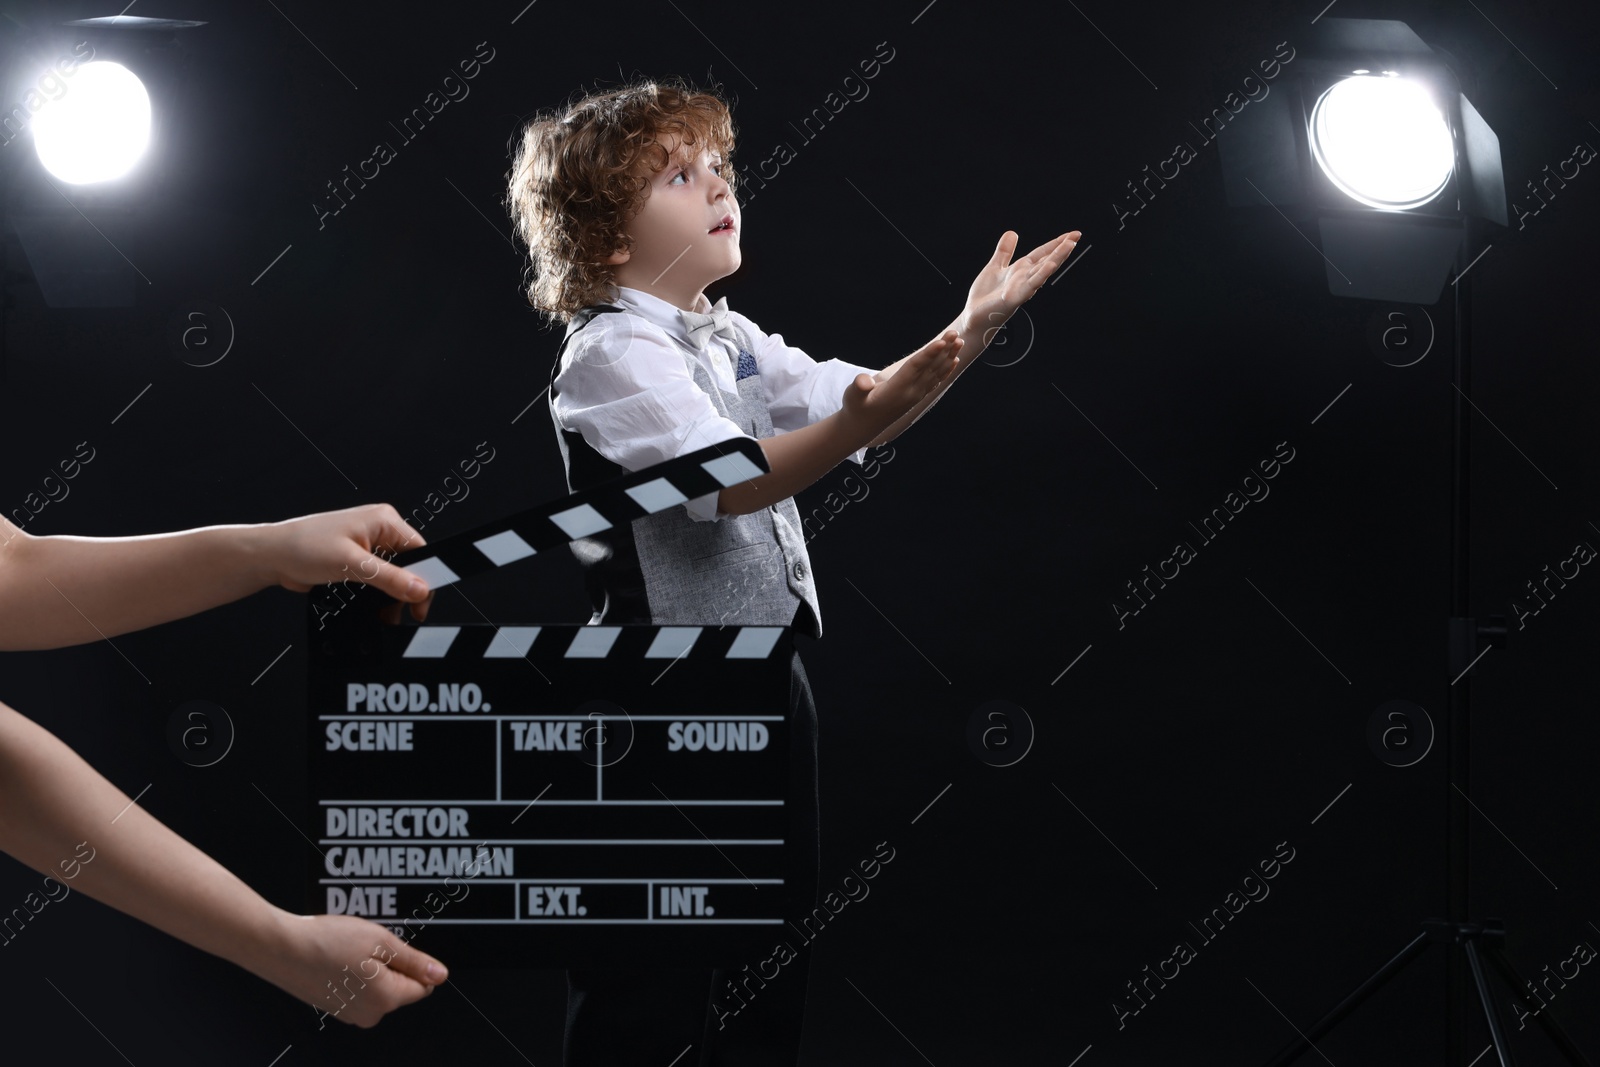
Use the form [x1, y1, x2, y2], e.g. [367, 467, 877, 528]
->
[548, 305, 823, 638]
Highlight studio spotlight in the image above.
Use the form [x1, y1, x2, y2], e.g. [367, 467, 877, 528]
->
[32, 60, 151, 184]
[1218, 18, 1507, 304]
[1307, 74, 1455, 212]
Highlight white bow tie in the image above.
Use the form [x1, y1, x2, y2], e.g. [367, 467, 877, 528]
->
[680, 296, 737, 349]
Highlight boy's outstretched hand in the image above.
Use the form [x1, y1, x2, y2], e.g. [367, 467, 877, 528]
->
[260, 913, 448, 1028]
[263, 504, 434, 622]
[962, 230, 1081, 338]
[841, 331, 963, 439]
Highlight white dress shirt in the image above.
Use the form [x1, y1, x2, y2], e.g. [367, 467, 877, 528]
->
[552, 286, 873, 522]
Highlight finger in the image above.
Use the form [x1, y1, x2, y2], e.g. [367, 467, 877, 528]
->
[410, 590, 435, 623]
[1027, 232, 1077, 268]
[907, 334, 950, 366]
[359, 506, 430, 593]
[1041, 241, 1078, 276]
[1049, 232, 1082, 266]
[1028, 238, 1080, 288]
[989, 231, 1018, 269]
[355, 510, 432, 604]
[350, 545, 429, 605]
[370, 506, 428, 557]
[379, 935, 450, 987]
[1025, 261, 1057, 289]
[1018, 235, 1064, 266]
[913, 341, 955, 375]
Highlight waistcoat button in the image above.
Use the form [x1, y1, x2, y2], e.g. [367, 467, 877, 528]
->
[794, 560, 806, 580]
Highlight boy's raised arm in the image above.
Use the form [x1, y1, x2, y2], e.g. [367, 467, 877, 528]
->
[722, 229, 1080, 503]
[867, 229, 1081, 446]
[718, 332, 963, 516]
[0, 505, 432, 651]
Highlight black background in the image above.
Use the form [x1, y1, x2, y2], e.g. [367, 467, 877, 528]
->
[1, 0, 1598, 1062]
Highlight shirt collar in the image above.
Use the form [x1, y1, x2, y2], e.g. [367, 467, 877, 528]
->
[614, 286, 721, 352]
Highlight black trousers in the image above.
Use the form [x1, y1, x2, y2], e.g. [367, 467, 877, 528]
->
[564, 644, 822, 1067]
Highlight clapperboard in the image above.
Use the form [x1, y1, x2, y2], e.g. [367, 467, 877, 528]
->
[308, 439, 794, 968]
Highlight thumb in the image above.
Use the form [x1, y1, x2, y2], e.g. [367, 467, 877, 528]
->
[842, 373, 875, 405]
[990, 230, 1018, 268]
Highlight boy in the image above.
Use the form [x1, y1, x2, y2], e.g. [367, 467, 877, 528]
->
[507, 79, 1078, 1065]
[0, 504, 447, 1028]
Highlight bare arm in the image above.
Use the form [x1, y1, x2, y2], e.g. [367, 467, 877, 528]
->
[867, 311, 990, 446]
[868, 229, 1083, 446]
[718, 331, 963, 516]
[0, 506, 432, 651]
[0, 700, 446, 1026]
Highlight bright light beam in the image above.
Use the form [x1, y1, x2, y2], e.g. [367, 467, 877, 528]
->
[33, 62, 151, 184]
[1309, 74, 1454, 211]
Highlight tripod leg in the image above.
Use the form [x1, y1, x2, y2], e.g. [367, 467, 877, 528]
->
[1263, 930, 1433, 1067]
[1464, 938, 1519, 1066]
[1481, 942, 1596, 1067]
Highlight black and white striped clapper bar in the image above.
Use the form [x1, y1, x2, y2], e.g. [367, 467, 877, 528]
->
[308, 439, 793, 968]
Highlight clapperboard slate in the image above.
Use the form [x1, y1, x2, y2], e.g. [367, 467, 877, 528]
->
[308, 439, 794, 968]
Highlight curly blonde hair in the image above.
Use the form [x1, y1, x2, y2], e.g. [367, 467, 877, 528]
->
[505, 79, 738, 324]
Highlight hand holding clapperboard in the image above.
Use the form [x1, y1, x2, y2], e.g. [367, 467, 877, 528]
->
[309, 438, 796, 968]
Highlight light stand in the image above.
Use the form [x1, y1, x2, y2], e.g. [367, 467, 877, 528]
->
[1261, 218, 1588, 1067]
[1210, 18, 1594, 1064]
